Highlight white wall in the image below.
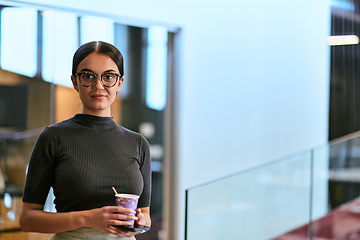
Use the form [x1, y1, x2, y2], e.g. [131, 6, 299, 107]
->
[9, 0, 331, 239]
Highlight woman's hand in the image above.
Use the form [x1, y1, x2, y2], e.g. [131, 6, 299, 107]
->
[85, 206, 137, 237]
[105, 206, 151, 237]
[134, 207, 151, 235]
[108, 207, 152, 237]
[135, 208, 148, 226]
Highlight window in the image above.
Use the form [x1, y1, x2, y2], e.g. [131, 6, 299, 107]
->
[146, 26, 168, 111]
[42, 11, 78, 88]
[80, 16, 114, 45]
[1, 7, 38, 77]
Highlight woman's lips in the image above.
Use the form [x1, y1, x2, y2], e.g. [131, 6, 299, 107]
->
[92, 94, 106, 100]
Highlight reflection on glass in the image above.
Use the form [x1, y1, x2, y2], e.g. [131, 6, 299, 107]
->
[310, 137, 360, 239]
[80, 16, 114, 45]
[42, 10, 78, 88]
[146, 26, 168, 111]
[0, 7, 38, 77]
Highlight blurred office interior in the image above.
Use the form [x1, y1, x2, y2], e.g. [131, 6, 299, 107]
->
[1, 0, 360, 240]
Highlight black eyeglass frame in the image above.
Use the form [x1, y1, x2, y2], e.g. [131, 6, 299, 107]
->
[73, 71, 122, 88]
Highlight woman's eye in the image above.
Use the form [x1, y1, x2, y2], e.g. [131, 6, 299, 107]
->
[104, 74, 115, 80]
[83, 74, 94, 79]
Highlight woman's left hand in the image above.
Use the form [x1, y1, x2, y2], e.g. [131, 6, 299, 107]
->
[135, 208, 147, 226]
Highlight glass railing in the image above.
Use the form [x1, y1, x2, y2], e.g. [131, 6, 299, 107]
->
[185, 132, 360, 240]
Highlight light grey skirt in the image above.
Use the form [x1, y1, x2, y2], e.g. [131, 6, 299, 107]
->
[48, 227, 136, 240]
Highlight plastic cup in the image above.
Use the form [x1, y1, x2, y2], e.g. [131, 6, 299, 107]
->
[115, 193, 140, 227]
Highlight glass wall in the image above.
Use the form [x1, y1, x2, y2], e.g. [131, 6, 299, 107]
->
[186, 152, 314, 240]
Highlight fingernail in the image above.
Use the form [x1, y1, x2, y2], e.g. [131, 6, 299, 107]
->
[134, 217, 138, 220]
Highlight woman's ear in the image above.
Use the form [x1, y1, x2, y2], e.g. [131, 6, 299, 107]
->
[117, 76, 124, 92]
[71, 75, 79, 92]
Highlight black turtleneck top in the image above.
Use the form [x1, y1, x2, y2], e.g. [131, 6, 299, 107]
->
[22, 114, 151, 213]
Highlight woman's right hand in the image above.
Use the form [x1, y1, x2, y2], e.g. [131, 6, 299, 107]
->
[85, 206, 137, 236]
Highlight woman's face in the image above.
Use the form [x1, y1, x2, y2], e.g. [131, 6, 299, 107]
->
[71, 53, 123, 117]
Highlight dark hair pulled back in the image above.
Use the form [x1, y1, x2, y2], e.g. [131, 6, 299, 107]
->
[72, 41, 124, 76]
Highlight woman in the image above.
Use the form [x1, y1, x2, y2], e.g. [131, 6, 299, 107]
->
[19, 41, 151, 239]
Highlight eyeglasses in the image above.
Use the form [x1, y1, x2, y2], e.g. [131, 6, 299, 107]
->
[74, 71, 121, 88]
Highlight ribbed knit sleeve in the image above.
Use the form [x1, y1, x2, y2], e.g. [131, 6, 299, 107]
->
[138, 136, 151, 208]
[23, 127, 56, 205]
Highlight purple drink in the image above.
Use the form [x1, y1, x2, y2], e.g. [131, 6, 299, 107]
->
[115, 193, 140, 227]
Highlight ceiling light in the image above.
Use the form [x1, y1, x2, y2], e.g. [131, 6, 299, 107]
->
[326, 35, 359, 46]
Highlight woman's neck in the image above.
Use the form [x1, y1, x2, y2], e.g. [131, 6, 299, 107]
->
[80, 108, 112, 117]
